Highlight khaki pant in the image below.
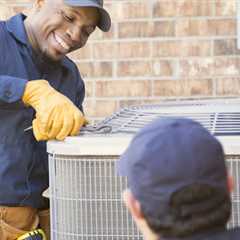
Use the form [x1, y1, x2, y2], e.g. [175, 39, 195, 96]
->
[0, 206, 50, 240]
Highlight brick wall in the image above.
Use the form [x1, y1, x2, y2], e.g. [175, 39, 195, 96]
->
[1, 0, 239, 121]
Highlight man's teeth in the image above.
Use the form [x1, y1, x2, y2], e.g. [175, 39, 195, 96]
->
[55, 35, 70, 51]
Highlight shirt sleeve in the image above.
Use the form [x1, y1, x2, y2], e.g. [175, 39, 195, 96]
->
[0, 75, 27, 103]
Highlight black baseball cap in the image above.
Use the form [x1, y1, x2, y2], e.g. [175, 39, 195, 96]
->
[64, 0, 111, 32]
[117, 118, 228, 218]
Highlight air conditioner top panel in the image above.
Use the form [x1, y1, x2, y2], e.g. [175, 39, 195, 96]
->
[47, 134, 133, 156]
[47, 135, 240, 156]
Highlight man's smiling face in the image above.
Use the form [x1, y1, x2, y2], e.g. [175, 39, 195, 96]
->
[25, 0, 99, 61]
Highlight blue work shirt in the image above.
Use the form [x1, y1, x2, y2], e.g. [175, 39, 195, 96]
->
[161, 227, 240, 240]
[0, 14, 85, 209]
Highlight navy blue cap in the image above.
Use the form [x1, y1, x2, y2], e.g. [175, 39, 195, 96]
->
[64, 0, 111, 32]
[117, 118, 228, 218]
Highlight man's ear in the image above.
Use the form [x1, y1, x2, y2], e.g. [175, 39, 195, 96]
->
[123, 189, 159, 240]
[227, 174, 234, 193]
[123, 189, 144, 221]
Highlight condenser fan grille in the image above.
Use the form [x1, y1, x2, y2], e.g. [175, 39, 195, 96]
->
[49, 155, 141, 240]
[49, 154, 240, 239]
[96, 100, 240, 135]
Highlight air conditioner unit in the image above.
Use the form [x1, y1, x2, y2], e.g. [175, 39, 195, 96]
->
[47, 99, 240, 240]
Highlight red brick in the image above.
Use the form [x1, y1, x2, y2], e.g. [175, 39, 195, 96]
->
[142, 99, 181, 104]
[113, 60, 176, 78]
[210, 19, 236, 36]
[176, 19, 236, 37]
[214, 39, 240, 56]
[93, 42, 151, 60]
[84, 81, 93, 98]
[153, 0, 213, 17]
[176, 19, 209, 37]
[179, 59, 214, 77]
[116, 1, 151, 19]
[117, 61, 151, 77]
[177, 0, 214, 17]
[118, 42, 151, 59]
[152, 60, 175, 77]
[7, 0, 32, 3]
[90, 24, 115, 41]
[82, 100, 95, 118]
[93, 42, 117, 59]
[77, 62, 113, 78]
[153, 0, 178, 17]
[68, 45, 92, 60]
[119, 21, 175, 39]
[153, 41, 211, 57]
[118, 21, 152, 39]
[94, 100, 118, 118]
[152, 21, 175, 37]
[216, 78, 240, 95]
[214, 58, 240, 76]
[153, 79, 213, 97]
[216, 0, 236, 16]
[83, 99, 118, 118]
[153, 41, 177, 57]
[96, 80, 151, 97]
[119, 99, 144, 108]
[101, 2, 117, 22]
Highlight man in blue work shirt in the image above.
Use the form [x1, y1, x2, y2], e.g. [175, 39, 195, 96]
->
[0, 0, 111, 239]
[118, 118, 240, 240]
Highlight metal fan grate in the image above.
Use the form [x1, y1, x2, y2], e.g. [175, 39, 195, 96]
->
[48, 154, 240, 239]
[95, 99, 240, 135]
[49, 155, 141, 240]
[227, 156, 240, 228]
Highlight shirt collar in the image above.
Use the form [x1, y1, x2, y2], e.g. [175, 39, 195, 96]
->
[6, 13, 29, 46]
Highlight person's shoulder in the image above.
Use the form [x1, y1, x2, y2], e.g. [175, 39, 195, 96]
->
[62, 56, 82, 81]
[63, 55, 75, 65]
[0, 17, 13, 40]
[63, 56, 78, 72]
[0, 19, 7, 32]
[186, 228, 240, 240]
[208, 228, 240, 240]
[227, 227, 240, 239]
[0, 20, 10, 46]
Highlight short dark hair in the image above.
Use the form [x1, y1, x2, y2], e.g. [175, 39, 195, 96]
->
[141, 184, 231, 238]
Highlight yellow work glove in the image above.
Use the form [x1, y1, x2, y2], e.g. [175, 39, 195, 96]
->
[22, 80, 85, 141]
[17, 229, 46, 240]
